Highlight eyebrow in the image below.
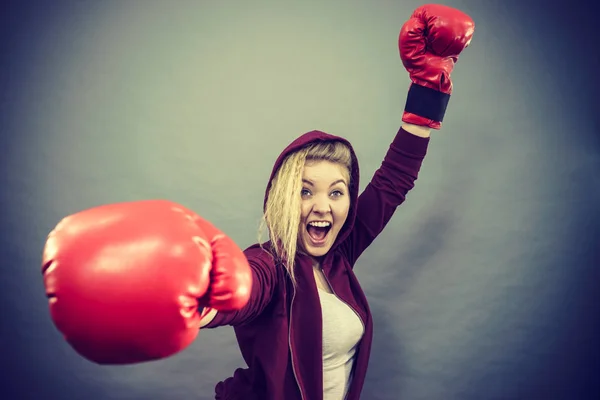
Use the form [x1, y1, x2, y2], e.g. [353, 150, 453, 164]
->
[302, 179, 347, 188]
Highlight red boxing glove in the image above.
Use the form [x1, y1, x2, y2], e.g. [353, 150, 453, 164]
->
[399, 4, 475, 129]
[41, 200, 252, 365]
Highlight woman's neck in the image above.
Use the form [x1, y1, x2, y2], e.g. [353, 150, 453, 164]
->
[296, 246, 324, 269]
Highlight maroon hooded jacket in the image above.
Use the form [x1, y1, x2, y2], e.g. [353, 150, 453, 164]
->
[205, 126, 430, 399]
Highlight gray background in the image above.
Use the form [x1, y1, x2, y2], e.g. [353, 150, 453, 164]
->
[1, 0, 598, 399]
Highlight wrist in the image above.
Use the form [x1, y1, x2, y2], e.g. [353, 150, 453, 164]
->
[402, 123, 431, 138]
[200, 307, 217, 328]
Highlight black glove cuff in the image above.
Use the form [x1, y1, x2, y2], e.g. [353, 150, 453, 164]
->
[404, 84, 451, 122]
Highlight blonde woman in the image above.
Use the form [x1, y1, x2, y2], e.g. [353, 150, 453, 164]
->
[41, 5, 475, 400]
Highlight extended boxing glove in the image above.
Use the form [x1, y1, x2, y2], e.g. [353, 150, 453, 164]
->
[41, 200, 252, 365]
[399, 4, 475, 129]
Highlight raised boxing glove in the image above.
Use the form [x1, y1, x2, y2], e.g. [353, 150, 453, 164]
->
[399, 4, 475, 129]
[41, 200, 252, 365]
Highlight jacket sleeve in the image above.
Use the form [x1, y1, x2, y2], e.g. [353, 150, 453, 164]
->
[340, 127, 430, 266]
[203, 245, 278, 328]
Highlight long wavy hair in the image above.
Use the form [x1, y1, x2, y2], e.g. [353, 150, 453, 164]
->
[258, 140, 352, 286]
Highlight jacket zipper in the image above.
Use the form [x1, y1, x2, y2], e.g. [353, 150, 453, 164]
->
[321, 272, 365, 336]
[289, 285, 306, 400]
[322, 271, 365, 400]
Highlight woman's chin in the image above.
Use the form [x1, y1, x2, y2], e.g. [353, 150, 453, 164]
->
[306, 246, 329, 258]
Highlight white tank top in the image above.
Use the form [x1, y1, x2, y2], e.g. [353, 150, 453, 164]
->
[318, 288, 365, 400]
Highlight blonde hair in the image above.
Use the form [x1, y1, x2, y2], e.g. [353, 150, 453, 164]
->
[258, 140, 352, 286]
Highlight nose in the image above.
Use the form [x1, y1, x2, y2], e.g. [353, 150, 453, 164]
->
[311, 195, 331, 214]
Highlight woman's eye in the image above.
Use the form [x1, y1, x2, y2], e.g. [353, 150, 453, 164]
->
[301, 189, 311, 196]
[331, 190, 344, 197]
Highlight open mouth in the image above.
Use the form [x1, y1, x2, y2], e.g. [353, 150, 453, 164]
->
[306, 221, 332, 244]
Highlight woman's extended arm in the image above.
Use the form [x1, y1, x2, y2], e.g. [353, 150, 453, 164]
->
[199, 244, 279, 329]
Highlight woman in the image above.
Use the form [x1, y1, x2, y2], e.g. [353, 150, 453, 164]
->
[201, 121, 433, 400]
[41, 4, 474, 400]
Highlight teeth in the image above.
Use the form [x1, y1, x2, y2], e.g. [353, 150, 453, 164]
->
[308, 221, 331, 228]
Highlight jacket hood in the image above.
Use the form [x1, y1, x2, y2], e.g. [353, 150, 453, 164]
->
[263, 130, 360, 251]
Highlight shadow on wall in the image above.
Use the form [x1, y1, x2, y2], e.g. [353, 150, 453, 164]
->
[362, 198, 463, 400]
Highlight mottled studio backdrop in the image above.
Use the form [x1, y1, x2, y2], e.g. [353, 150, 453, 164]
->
[1, 0, 598, 399]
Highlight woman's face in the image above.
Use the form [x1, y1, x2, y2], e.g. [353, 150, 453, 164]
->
[298, 160, 351, 258]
